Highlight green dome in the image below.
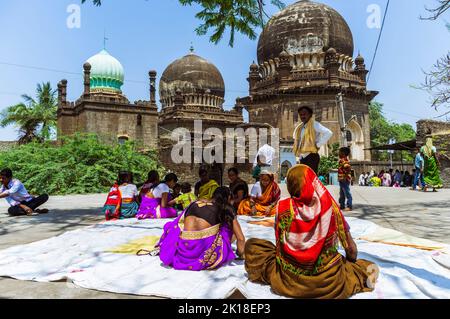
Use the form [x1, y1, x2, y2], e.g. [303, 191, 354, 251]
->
[86, 49, 124, 93]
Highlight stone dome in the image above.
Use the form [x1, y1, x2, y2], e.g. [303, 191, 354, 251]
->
[257, 0, 354, 64]
[86, 49, 124, 93]
[159, 52, 225, 103]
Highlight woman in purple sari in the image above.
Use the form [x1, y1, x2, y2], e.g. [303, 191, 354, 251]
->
[157, 187, 246, 271]
[136, 173, 178, 219]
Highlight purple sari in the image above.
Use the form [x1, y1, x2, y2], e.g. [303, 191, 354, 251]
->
[136, 196, 177, 219]
[158, 210, 236, 271]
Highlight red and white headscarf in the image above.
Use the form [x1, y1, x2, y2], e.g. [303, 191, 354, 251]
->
[276, 165, 349, 268]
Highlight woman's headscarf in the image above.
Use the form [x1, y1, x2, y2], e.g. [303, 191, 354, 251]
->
[422, 137, 434, 158]
[279, 165, 349, 267]
[259, 169, 281, 204]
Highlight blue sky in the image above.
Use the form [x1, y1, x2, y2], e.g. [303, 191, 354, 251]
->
[0, 0, 448, 140]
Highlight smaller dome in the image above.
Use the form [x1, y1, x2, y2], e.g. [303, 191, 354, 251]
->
[86, 49, 124, 93]
[250, 61, 259, 71]
[355, 53, 365, 64]
[326, 47, 337, 55]
[159, 53, 225, 104]
[279, 50, 290, 58]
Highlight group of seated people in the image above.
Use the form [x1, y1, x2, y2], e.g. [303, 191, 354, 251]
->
[102, 164, 378, 299]
[103, 165, 283, 221]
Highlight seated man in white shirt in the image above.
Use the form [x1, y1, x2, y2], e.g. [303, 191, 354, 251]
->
[293, 106, 333, 174]
[0, 168, 49, 216]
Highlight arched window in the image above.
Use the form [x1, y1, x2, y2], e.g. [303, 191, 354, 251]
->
[118, 135, 129, 145]
[346, 130, 352, 142]
[137, 115, 142, 126]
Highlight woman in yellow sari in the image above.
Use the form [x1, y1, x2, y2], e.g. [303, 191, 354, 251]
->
[195, 168, 219, 200]
[237, 170, 281, 217]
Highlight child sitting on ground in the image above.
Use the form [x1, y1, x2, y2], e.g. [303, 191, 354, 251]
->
[169, 182, 197, 211]
[103, 171, 139, 220]
[338, 147, 353, 212]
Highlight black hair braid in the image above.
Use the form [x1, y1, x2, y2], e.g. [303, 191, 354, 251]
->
[212, 187, 235, 228]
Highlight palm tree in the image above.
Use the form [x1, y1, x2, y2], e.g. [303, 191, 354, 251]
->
[81, 0, 286, 47]
[0, 82, 58, 144]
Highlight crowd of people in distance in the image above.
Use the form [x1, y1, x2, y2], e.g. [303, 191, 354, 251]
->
[357, 138, 443, 192]
[358, 169, 413, 188]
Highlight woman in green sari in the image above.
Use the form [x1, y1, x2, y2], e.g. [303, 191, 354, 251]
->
[421, 137, 443, 192]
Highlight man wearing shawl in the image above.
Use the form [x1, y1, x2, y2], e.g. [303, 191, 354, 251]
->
[237, 170, 281, 217]
[195, 168, 219, 200]
[244, 164, 378, 299]
[421, 137, 443, 191]
[293, 106, 333, 174]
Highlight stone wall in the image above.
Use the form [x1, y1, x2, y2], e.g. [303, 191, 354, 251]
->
[58, 102, 159, 150]
[416, 120, 450, 144]
[0, 141, 17, 152]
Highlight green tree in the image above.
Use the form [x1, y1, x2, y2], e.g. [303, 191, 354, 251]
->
[0, 82, 57, 144]
[318, 143, 339, 179]
[0, 134, 165, 195]
[369, 102, 416, 161]
[81, 0, 285, 47]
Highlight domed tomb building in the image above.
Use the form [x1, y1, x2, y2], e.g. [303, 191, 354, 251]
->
[237, 0, 378, 163]
[159, 48, 243, 132]
[158, 48, 244, 183]
[57, 49, 159, 148]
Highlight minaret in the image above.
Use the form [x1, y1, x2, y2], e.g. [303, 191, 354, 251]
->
[60, 79, 68, 106]
[248, 61, 260, 95]
[354, 52, 368, 84]
[174, 89, 184, 109]
[83, 62, 91, 96]
[57, 81, 63, 107]
[149, 70, 157, 103]
[325, 47, 340, 87]
[277, 50, 292, 87]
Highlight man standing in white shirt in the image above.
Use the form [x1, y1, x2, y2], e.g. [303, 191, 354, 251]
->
[293, 106, 333, 174]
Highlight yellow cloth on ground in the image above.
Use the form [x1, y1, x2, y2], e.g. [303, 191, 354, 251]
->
[106, 236, 160, 254]
[293, 118, 318, 158]
[198, 180, 219, 200]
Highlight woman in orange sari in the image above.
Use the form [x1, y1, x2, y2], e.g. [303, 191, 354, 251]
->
[237, 170, 281, 217]
[244, 164, 378, 299]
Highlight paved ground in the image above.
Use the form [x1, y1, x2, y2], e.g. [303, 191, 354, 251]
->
[0, 186, 449, 298]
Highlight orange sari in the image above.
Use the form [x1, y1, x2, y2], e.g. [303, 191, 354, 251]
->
[237, 181, 281, 217]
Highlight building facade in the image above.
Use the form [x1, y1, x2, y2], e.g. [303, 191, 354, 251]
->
[57, 50, 159, 149]
[57, 0, 381, 184]
[237, 0, 378, 168]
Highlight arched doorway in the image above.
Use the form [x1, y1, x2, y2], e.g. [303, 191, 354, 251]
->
[280, 160, 292, 181]
[346, 120, 365, 161]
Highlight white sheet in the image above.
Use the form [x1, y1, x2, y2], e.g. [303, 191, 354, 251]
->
[0, 217, 449, 299]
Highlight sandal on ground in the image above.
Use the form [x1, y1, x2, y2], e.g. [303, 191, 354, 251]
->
[35, 209, 49, 214]
[26, 211, 39, 216]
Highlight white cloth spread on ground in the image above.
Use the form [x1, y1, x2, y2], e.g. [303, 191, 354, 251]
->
[0, 217, 449, 299]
